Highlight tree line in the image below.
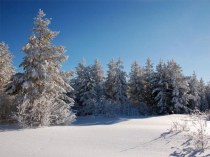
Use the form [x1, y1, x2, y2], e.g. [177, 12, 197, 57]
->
[0, 10, 209, 128]
[72, 57, 210, 117]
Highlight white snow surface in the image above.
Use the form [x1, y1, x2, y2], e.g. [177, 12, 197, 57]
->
[0, 115, 210, 157]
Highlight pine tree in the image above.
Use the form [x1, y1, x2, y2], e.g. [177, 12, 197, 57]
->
[152, 60, 170, 114]
[105, 59, 128, 104]
[74, 60, 98, 116]
[188, 72, 200, 110]
[8, 10, 75, 127]
[73, 60, 86, 115]
[0, 42, 15, 121]
[167, 60, 190, 113]
[142, 58, 155, 111]
[91, 59, 105, 115]
[128, 61, 144, 106]
[205, 82, 210, 110]
[198, 78, 208, 111]
[105, 59, 116, 101]
[105, 59, 128, 114]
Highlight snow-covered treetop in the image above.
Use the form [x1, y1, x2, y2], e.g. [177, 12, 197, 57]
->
[7, 9, 72, 99]
[20, 9, 67, 81]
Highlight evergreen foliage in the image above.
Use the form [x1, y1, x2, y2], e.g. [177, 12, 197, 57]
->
[0, 42, 15, 121]
[7, 10, 75, 127]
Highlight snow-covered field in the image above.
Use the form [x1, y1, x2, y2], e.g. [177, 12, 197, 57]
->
[0, 115, 209, 157]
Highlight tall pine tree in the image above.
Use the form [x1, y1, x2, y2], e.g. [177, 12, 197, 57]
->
[8, 10, 75, 127]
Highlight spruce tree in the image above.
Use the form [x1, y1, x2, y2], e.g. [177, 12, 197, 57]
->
[142, 58, 155, 111]
[167, 60, 189, 113]
[105, 59, 127, 104]
[91, 59, 105, 115]
[74, 60, 99, 116]
[152, 60, 170, 114]
[0, 42, 15, 121]
[105, 59, 116, 101]
[8, 10, 75, 127]
[128, 61, 144, 106]
[199, 78, 208, 111]
[105, 59, 128, 114]
[188, 72, 200, 110]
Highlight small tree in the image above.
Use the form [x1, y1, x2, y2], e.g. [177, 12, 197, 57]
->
[8, 10, 75, 127]
[0, 42, 15, 121]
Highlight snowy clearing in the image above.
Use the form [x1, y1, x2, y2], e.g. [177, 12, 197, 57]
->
[0, 115, 210, 157]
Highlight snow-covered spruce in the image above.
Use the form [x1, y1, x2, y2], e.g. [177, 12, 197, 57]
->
[142, 58, 155, 111]
[0, 42, 15, 121]
[166, 60, 190, 113]
[198, 79, 208, 111]
[91, 59, 106, 115]
[73, 59, 105, 116]
[188, 72, 200, 110]
[8, 10, 75, 127]
[105, 58, 128, 115]
[152, 60, 169, 114]
[128, 61, 144, 106]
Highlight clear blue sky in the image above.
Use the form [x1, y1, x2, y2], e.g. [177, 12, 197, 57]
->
[1, 0, 210, 81]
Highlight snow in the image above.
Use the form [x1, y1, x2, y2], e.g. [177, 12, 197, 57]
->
[0, 115, 210, 157]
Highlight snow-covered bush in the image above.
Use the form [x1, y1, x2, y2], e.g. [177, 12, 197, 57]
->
[189, 110, 208, 150]
[170, 111, 208, 151]
[170, 117, 190, 132]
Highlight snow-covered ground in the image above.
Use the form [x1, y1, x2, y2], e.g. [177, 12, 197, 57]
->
[0, 115, 209, 157]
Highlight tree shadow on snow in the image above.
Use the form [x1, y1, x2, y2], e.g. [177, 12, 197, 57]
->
[149, 129, 210, 157]
[72, 115, 167, 126]
[72, 116, 130, 126]
[0, 124, 21, 132]
[120, 130, 181, 152]
[169, 134, 210, 157]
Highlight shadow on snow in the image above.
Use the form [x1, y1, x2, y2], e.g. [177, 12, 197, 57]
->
[0, 124, 20, 132]
[72, 115, 164, 126]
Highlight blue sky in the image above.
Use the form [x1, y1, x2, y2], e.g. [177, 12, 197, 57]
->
[1, 0, 210, 81]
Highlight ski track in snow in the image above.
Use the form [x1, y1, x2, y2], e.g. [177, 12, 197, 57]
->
[0, 115, 210, 157]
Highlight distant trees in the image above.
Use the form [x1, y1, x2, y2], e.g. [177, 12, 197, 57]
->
[7, 10, 75, 127]
[72, 57, 210, 116]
